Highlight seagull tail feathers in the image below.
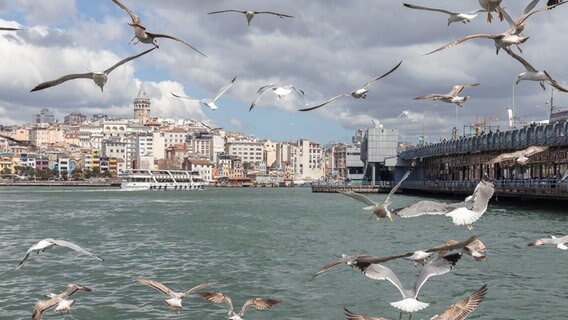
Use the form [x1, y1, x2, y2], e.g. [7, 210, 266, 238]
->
[390, 298, 429, 313]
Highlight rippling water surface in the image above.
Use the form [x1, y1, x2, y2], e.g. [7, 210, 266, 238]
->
[0, 187, 567, 319]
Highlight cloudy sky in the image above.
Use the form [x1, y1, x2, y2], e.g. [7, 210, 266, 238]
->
[1, 0, 567, 144]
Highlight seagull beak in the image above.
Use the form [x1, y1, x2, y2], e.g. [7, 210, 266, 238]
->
[387, 215, 393, 223]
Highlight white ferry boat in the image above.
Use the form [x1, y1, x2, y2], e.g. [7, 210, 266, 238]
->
[119, 169, 208, 191]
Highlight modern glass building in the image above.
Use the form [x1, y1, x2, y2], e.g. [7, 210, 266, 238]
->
[360, 124, 398, 184]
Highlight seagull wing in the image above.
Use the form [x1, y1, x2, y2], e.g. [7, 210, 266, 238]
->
[62, 283, 92, 297]
[31, 72, 94, 92]
[253, 11, 294, 18]
[546, 76, 568, 92]
[0, 27, 19, 31]
[211, 76, 236, 102]
[413, 253, 461, 297]
[312, 255, 354, 279]
[522, 145, 549, 156]
[385, 167, 413, 205]
[185, 280, 223, 296]
[344, 307, 389, 320]
[433, 285, 487, 320]
[515, 1, 568, 28]
[136, 278, 175, 297]
[486, 151, 520, 164]
[448, 83, 480, 97]
[425, 34, 495, 55]
[32, 297, 61, 320]
[393, 200, 453, 217]
[361, 60, 403, 89]
[111, 0, 141, 24]
[504, 47, 537, 72]
[145, 32, 207, 57]
[250, 84, 277, 111]
[171, 92, 202, 101]
[199, 291, 235, 313]
[523, 0, 542, 14]
[104, 47, 157, 75]
[298, 93, 350, 111]
[208, 9, 246, 15]
[51, 239, 103, 261]
[414, 93, 445, 100]
[424, 236, 479, 253]
[362, 263, 407, 298]
[339, 191, 378, 207]
[239, 297, 280, 316]
[402, 3, 455, 15]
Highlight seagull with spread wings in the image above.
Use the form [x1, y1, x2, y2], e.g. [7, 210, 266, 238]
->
[17, 238, 103, 269]
[344, 284, 487, 320]
[504, 47, 568, 92]
[528, 235, 568, 250]
[171, 77, 236, 110]
[32, 284, 92, 320]
[311, 252, 415, 280]
[136, 278, 221, 309]
[249, 84, 305, 111]
[339, 165, 414, 222]
[31, 47, 156, 92]
[414, 83, 480, 107]
[199, 291, 280, 320]
[299, 60, 402, 111]
[402, 3, 485, 26]
[111, 0, 206, 56]
[426, 2, 567, 55]
[486, 145, 549, 165]
[360, 253, 462, 319]
[208, 9, 293, 25]
[393, 177, 495, 230]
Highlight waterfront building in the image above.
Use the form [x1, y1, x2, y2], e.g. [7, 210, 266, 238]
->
[360, 123, 398, 184]
[217, 154, 244, 179]
[57, 155, 70, 178]
[153, 128, 190, 160]
[346, 144, 365, 182]
[187, 131, 214, 161]
[293, 139, 324, 181]
[133, 84, 151, 124]
[32, 108, 55, 125]
[225, 140, 264, 164]
[330, 144, 347, 179]
[183, 159, 214, 182]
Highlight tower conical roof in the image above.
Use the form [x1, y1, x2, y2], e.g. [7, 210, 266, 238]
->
[136, 83, 147, 99]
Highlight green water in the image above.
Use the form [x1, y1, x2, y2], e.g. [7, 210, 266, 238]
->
[0, 187, 566, 319]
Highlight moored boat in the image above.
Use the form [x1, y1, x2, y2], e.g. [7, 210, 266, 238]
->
[119, 169, 207, 190]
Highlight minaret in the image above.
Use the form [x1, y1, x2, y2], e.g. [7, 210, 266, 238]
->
[133, 83, 150, 124]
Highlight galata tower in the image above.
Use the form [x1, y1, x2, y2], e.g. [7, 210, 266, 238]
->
[133, 83, 150, 124]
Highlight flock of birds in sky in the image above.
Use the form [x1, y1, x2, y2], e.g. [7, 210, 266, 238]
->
[2, 0, 566, 117]
[3, 0, 568, 319]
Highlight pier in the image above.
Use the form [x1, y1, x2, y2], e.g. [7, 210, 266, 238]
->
[311, 182, 392, 193]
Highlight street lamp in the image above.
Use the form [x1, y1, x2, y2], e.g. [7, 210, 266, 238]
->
[511, 78, 516, 128]
[422, 104, 436, 145]
[397, 110, 410, 145]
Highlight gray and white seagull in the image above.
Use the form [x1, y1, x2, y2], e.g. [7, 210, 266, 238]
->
[171, 77, 236, 111]
[393, 177, 495, 230]
[528, 235, 568, 250]
[32, 284, 92, 320]
[339, 165, 413, 222]
[208, 9, 294, 25]
[17, 238, 103, 269]
[504, 47, 568, 92]
[486, 145, 549, 165]
[199, 291, 280, 320]
[112, 0, 206, 56]
[402, 3, 485, 26]
[249, 84, 305, 111]
[360, 253, 462, 319]
[136, 278, 221, 309]
[31, 47, 156, 92]
[299, 60, 402, 111]
[414, 83, 480, 107]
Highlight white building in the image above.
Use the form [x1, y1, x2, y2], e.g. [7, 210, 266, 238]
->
[225, 140, 264, 164]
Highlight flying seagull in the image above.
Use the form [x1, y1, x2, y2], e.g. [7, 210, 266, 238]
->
[504, 47, 568, 92]
[401, 3, 485, 26]
[31, 47, 156, 92]
[311, 252, 416, 280]
[414, 83, 480, 107]
[208, 9, 293, 25]
[199, 291, 280, 320]
[478, 0, 505, 22]
[426, 2, 567, 55]
[361, 253, 462, 319]
[111, 0, 206, 57]
[344, 284, 487, 320]
[171, 76, 236, 110]
[136, 278, 222, 309]
[393, 177, 495, 230]
[339, 165, 414, 222]
[404, 235, 482, 266]
[32, 284, 92, 320]
[249, 84, 305, 111]
[528, 235, 568, 250]
[17, 238, 103, 269]
[486, 145, 549, 165]
[299, 60, 402, 111]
